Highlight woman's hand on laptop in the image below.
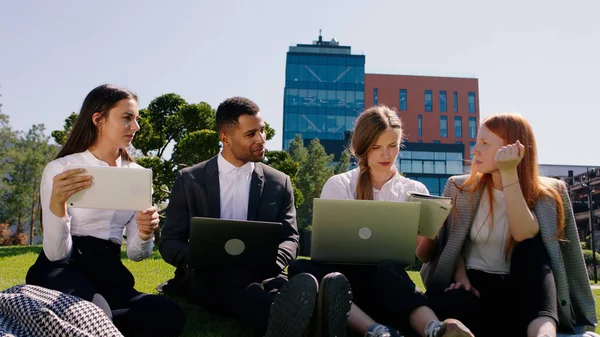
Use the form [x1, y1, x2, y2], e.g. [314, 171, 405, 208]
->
[50, 168, 93, 218]
[136, 206, 159, 241]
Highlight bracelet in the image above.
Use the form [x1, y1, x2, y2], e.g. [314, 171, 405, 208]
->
[502, 180, 520, 188]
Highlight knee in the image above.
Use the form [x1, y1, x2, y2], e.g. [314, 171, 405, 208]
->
[91, 294, 112, 319]
[141, 295, 185, 335]
[376, 260, 404, 278]
[288, 258, 311, 277]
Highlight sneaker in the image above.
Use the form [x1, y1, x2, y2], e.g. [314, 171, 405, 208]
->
[313, 272, 352, 337]
[365, 323, 403, 337]
[425, 319, 474, 337]
[264, 273, 319, 337]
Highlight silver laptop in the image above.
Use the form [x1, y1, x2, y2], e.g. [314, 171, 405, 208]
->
[310, 198, 421, 265]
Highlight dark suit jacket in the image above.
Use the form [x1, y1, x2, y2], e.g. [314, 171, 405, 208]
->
[159, 156, 299, 280]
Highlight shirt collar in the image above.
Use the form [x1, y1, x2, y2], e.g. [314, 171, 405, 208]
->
[218, 153, 255, 175]
[82, 150, 123, 167]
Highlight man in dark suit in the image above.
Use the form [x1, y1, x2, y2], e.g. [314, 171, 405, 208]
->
[159, 97, 351, 337]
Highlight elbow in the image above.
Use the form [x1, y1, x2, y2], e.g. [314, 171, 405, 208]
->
[511, 231, 537, 243]
[415, 236, 437, 263]
[416, 249, 433, 263]
[42, 239, 69, 262]
[416, 242, 435, 263]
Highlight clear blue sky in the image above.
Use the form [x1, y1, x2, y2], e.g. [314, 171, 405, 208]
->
[1, 0, 598, 165]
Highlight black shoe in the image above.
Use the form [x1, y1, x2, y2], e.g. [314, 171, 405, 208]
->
[265, 273, 319, 337]
[314, 272, 352, 337]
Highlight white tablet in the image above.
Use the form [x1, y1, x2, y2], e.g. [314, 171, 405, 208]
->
[64, 164, 153, 211]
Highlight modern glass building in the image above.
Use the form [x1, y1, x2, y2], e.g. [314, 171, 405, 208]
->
[282, 34, 366, 159]
[398, 142, 465, 195]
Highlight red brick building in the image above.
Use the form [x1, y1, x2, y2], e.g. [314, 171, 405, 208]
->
[364, 74, 480, 161]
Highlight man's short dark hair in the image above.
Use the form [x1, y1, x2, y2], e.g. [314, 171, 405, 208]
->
[216, 97, 260, 133]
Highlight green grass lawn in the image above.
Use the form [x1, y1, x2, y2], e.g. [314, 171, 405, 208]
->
[1, 246, 599, 336]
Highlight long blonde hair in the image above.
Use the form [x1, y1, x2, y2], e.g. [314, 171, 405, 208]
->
[351, 106, 403, 200]
[459, 113, 565, 257]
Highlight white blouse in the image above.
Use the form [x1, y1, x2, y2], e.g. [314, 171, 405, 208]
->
[321, 168, 429, 201]
[41, 150, 153, 262]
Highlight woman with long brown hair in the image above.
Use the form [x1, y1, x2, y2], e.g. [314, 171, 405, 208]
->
[289, 106, 473, 337]
[418, 113, 596, 337]
[25, 84, 185, 337]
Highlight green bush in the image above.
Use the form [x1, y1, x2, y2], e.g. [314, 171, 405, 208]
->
[583, 249, 600, 265]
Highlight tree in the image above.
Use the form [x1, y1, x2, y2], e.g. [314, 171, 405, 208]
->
[288, 134, 308, 164]
[334, 149, 351, 174]
[293, 137, 335, 230]
[2, 124, 57, 245]
[51, 112, 78, 146]
[265, 150, 304, 208]
[172, 130, 220, 170]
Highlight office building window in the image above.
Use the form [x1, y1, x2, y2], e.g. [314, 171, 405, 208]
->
[468, 92, 476, 113]
[440, 116, 448, 138]
[469, 117, 477, 138]
[433, 140, 441, 144]
[399, 89, 407, 111]
[424, 90, 432, 112]
[374, 88, 378, 106]
[454, 116, 462, 138]
[453, 91, 458, 112]
[439, 91, 447, 112]
[455, 141, 463, 144]
[418, 114, 422, 137]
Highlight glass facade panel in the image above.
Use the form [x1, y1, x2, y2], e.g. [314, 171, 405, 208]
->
[424, 90, 432, 112]
[399, 89, 407, 111]
[454, 116, 462, 138]
[419, 177, 440, 195]
[447, 161, 463, 174]
[468, 92, 476, 113]
[373, 88, 378, 106]
[401, 160, 412, 173]
[453, 91, 458, 112]
[411, 160, 423, 173]
[423, 161, 434, 173]
[440, 116, 448, 138]
[469, 117, 477, 138]
[435, 161, 445, 174]
[446, 152, 463, 161]
[439, 91, 447, 112]
[413, 151, 434, 160]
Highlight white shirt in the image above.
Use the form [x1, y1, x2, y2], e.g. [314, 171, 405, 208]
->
[465, 187, 511, 274]
[321, 168, 429, 201]
[41, 150, 153, 262]
[217, 153, 255, 220]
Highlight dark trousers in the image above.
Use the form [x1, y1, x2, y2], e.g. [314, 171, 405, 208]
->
[428, 237, 558, 337]
[289, 259, 429, 335]
[187, 267, 287, 336]
[26, 236, 185, 337]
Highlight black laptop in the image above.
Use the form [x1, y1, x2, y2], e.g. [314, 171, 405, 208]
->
[188, 217, 283, 276]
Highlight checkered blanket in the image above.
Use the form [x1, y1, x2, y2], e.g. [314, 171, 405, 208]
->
[0, 284, 122, 337]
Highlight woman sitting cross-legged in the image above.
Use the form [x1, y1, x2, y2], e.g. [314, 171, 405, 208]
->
[26, 84, 185, 337]
[418, 113, 597, 337]
[289, 105, 473, 337]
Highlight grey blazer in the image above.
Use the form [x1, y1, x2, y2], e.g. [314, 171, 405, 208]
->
[420, 175, 597, 333]
[159, 156, 299, 277]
